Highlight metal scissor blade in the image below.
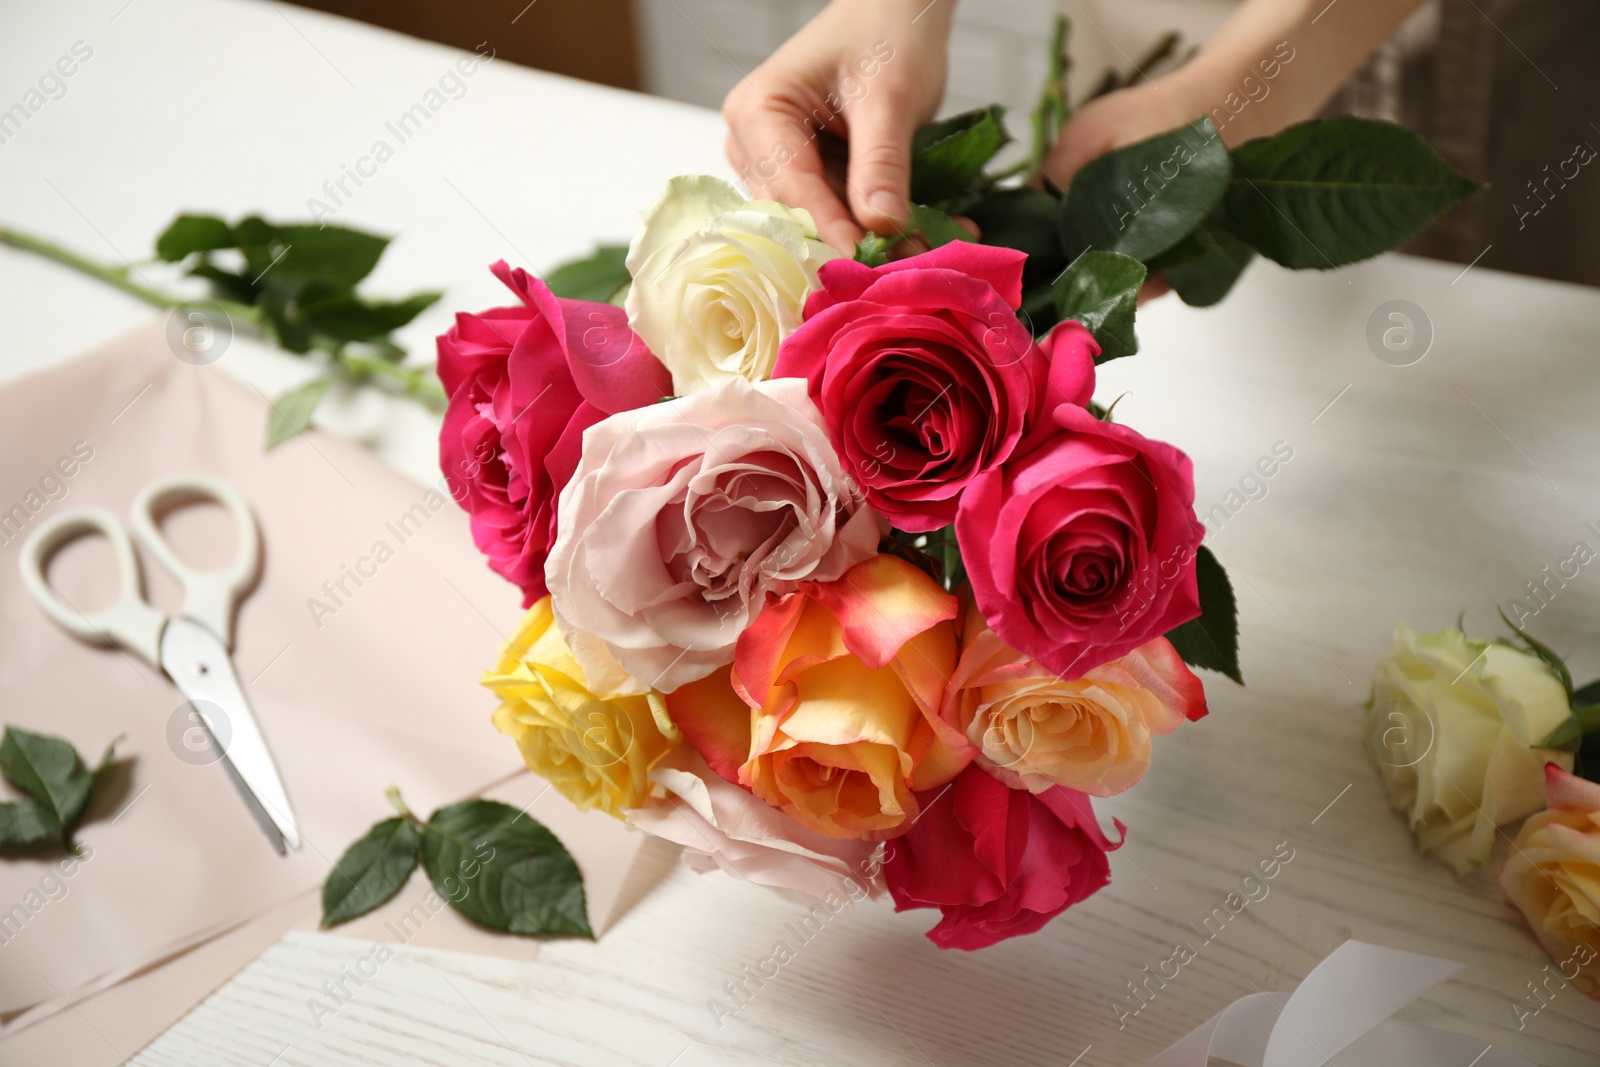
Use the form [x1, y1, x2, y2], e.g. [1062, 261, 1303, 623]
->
[160, 617, 301, 852]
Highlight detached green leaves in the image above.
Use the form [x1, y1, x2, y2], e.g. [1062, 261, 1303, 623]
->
[1213, 116, 1482, 269]
[320, 792, 591, 939]
[424, 800, 592, 937]
[1052, 251, 1146, 362]
[0, 727, 119, 851]
[321, 817, 420, 928]
[911, 106, 1010, 211]
[265, 376, 332, 449]
[1164, 547, 1242, 684]
[152, 213, 445, 444]
[545, 244, 631, 303]
[1059, 117, 1230, 262]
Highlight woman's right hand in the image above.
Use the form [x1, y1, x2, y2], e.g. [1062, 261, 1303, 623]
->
[722, 0, 956, 253]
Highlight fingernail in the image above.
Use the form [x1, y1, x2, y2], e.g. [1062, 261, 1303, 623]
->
[868, 191, 906, 221]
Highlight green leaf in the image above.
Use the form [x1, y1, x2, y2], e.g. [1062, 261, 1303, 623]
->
[1051, 251, 1146, 362]
[189, 261, 258, 305]
[0, 798, 61, 848]
[1213, 116, 1482, 269]
[909, 203, 972, 249]
[967, 186, 1068, 284]
[1164, 546, 1242, 684]
[854, 232, 894, 268]
[1498, 608, 1573, 695]
[544, 244, 631, 303]
[155, 215, 236, 262]
[0, 728, 92, 835]
[1161, 218, 1256, 307]
[265, 377, 332, 449]
[234, 218, 389, 295]
[911, 106, 1010, 209]
[1059, 117, 1230, 261]
[321, 816, 421, 928]
[421, 800, 591, 938]
[300, 292, 442, 343]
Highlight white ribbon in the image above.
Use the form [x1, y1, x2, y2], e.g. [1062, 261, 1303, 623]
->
[1149, 941, 1536, 1067]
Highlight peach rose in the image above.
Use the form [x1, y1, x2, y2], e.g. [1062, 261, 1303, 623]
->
[943, 597, 1207, 796]
[1500, 764, 1600, 998]
[666, 554, 972, 840]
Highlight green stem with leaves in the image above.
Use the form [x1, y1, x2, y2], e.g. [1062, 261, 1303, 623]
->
[0, 222, 447, 412]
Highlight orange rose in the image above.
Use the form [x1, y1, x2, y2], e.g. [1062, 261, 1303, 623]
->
[667, 555, 970, 839]
[1500, 764, 1600, 997]
[943, 597, 1206, 796]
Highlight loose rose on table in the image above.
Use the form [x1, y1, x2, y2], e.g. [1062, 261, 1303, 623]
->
[1364, 625, 1574, 874]
[1500, 765, 1600, 999]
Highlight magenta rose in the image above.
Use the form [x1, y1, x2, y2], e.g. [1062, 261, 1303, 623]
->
[773, 242, 1097, 533]
[956, 404, 1206, 680]
[437, 260, 669, 605]
[885, 764, 1120, 950]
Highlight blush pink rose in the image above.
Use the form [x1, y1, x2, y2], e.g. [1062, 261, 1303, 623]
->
[546, 375, 883, 695]
[956, 403, 1206, 680]
[773, 242, 1098, 533]
[885, 764, 1121, 949]
[437, 260, 670, 605]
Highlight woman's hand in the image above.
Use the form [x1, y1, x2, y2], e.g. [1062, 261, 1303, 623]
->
[722, 0, 956, 252]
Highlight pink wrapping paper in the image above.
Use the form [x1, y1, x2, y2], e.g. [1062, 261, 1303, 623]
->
[0, 324, 645, 1030]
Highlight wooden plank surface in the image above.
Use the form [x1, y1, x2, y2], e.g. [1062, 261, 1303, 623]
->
[1, 2, 1598, 1064]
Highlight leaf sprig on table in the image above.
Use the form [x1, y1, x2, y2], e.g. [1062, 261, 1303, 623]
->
[155, 215, 443, 447]
[0, 726, 120, 853]
[321, 786, 592, 938]
[0, 214, 446, 450]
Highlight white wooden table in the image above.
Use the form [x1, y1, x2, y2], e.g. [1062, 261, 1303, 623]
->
[3, 2, 1600, 1064]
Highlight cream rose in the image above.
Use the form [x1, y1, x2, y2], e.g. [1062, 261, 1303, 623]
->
[545, 375, 883, 696]
[1365, 626, 1574, 873]
[942, 598, 1207, 796]
[1499, 764, 1600, 999]
[624, 175, 839, 394]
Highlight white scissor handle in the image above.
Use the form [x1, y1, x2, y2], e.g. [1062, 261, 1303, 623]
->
[18, 508, 168, 667]
[129, 473, 261, 650]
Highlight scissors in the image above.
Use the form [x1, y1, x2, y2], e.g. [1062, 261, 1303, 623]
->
[18, 473, 300, 854]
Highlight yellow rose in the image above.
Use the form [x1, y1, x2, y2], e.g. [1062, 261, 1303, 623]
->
[1365, 626, 1573, 873]
[624, 175, 839, 394]
[943, 598, 1208, 797]
[483, 597, 678, 818]
[1500, 765, 1600, 998]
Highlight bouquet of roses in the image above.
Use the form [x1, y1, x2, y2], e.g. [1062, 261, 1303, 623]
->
[438, 78, 1475, 946]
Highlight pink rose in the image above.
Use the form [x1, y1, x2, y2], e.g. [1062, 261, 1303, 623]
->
[956, 404, 1206, 680]
[546, 376, 883, 695]
[626, 747, 886, 906]
[773, 243, 1097, 533]
[885, 764, 1121, 949]
[438, 260, 670, 605]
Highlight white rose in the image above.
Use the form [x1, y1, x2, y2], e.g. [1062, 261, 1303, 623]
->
[1364, 626, 1574, 874]
[624, 175, 840, 394]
